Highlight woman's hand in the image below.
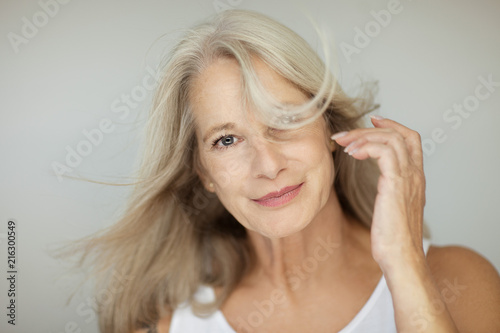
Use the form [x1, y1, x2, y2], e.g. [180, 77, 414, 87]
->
[332, 115, 426, 271]
[332, 115, 460, 332]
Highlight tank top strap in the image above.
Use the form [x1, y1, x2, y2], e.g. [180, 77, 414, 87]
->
[423, 237, 432, 256]
[170, 286, 236, 333]
[171, 239, 433, 333]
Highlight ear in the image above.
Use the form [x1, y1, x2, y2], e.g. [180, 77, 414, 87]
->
[200, 175, 215, 193]
[329, 138, 337, 153]
[194, 155, 215, 193]
[197, 170, 215, 193]
[323, 117, 337, 153]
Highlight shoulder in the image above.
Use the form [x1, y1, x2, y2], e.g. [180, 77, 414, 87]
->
[426, 244, 500, 332]
[426, 244, 500, 284]
[157, 313, 172, 333]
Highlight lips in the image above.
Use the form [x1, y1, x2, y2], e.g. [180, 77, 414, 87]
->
[252, 183, 304, 207]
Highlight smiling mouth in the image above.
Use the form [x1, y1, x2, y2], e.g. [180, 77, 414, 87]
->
[252, 183, 304, 207]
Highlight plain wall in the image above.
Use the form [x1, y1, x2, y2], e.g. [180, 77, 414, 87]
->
[1, 0, 499, 332]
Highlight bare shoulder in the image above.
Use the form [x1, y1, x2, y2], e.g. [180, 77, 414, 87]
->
[426, 244, 500, 332]
[157, 312, 172, 333]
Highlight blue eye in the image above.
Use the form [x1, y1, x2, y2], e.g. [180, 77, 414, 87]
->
[212, 134, 239, 150]
[220, 136, 235, 146]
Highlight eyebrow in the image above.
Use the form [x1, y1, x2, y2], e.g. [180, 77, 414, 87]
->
[202, 122, 236, 143]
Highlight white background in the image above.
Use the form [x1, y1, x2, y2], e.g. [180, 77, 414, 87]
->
[1, 0, 499, 332]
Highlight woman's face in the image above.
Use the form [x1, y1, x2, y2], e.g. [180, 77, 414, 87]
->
[190, 56, 336, 238]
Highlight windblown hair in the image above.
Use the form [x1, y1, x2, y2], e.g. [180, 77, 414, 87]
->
[63, 9, 384, 333]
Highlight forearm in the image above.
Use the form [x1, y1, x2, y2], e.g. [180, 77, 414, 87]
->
[383, 253, 459, 333]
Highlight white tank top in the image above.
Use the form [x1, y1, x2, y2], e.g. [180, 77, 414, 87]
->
[170, 238, 432, 333]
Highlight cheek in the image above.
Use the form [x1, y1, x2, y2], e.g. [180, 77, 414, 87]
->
[290, 136, 334, 173]
[201, 151, 250, 192]
[312, 150, 335, 192]
[292, 137, 335, 204]
[200, 153, 255, 229]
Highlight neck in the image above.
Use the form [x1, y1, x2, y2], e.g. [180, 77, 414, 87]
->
[245, 189, 365, 296]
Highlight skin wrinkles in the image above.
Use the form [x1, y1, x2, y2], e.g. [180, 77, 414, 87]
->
[146, 35, 500, 333]
[187, 55, 381, 332]
[190, 56, 336, 240]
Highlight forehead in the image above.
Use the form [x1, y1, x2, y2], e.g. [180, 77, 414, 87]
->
[188, 56, 309, 131]
[189, 57, 242, 125]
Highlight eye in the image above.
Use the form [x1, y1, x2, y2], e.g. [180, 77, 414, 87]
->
[221, 136, 235, 146]
[212, 134, 240, 149]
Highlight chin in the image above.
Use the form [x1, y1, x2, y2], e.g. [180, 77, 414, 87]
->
[252, 217, 311, 239]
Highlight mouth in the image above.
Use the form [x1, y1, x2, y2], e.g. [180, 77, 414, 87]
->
[252, 182, 304, 208]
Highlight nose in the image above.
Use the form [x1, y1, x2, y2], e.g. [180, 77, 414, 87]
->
[250, 138, 287, 180]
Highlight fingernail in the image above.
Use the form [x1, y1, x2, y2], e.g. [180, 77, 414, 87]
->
[349, 148, 359, 155]
[330, 131, 348, 140]
[344, 141, 357, 153]
[370, 114, 384, 120]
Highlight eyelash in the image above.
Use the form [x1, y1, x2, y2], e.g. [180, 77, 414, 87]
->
[211, 134, 239, 150]
[210, 128, 287, 150]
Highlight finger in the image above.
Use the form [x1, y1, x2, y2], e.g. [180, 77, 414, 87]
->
[369, 116, 424, 168]
[331, 128, 392, 145]
[347, 141, 401, 179]
[336, 131, 411, 172]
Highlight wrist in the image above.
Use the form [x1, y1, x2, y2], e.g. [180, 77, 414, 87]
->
[374, 242, 427, 278]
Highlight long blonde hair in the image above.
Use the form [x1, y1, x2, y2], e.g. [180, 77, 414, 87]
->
[63, 9, 384, 332]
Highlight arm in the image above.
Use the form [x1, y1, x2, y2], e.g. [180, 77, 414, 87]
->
[332, 116, 500, 332]
[426, 245, 500, 332]
[377, 244, 500, 332]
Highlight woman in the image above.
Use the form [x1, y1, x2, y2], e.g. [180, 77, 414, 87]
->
[72, 9, 500, 333]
